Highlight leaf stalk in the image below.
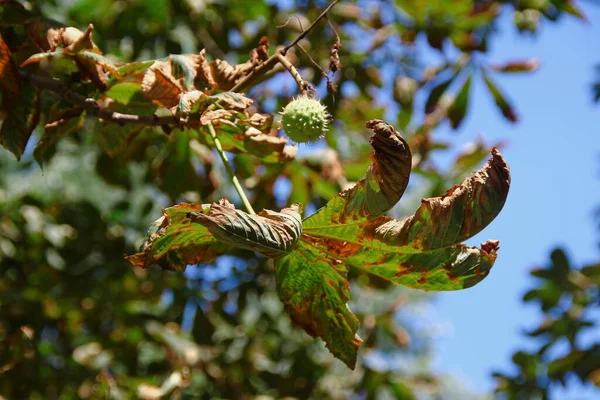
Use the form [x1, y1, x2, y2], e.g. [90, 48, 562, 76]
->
[206, 122, 256, 215]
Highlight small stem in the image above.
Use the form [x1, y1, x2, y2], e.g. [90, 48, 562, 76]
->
[206, 122, 256, 215]
[228, 0, 340, 93]
[276, 53, 315, 96]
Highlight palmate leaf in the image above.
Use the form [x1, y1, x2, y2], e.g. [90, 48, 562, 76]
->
[129, 118, 510, 369]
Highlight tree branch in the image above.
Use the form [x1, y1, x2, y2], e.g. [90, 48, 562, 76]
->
[229, 0, 340, 93]
[276, 53, 315, 96]
[19, 0, 339, 127]
[20, 71, 179, 126]
[282, 0, 340, 54]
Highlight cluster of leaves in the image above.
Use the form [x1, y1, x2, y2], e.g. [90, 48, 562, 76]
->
[0, 0, 588, 398]
[492, 249, 600, 398]
[127, 119, 510, 367]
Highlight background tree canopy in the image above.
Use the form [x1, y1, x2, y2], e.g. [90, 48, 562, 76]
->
[0, 0, 598, 399]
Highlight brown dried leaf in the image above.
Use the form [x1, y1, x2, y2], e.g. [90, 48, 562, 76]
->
[62, 24, 95, 53]
[141, 60, 184, 108]
[329, 40, 342, 73]
[208, 44, 269, 90]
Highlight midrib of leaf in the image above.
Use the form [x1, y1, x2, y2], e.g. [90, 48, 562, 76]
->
[301, 231, 454, 256]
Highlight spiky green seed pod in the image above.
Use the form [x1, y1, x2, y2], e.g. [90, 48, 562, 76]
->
[280, 96, 329, 143]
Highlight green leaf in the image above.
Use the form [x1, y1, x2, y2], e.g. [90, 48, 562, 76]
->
[107, 60, 156, 87]
[0, 82, 40, 160]
[105, 82, 155, 107]
[425, 72, 457, 114]
[95, 100, 156, 157]
[447, 75, 472, 129]
[563, 2, 587, 21]
[581, 262, 600, 285]
[21, 51, 64, 67]
[547, 345, 600, 383]
[131, 118, 511, 367]
[303, 121, 510, 291]
[125, 203, 231, 271]
[34, 113, 85, 165]
[188, 198, 302, 259]
[96, 125, 145, 157]
[275, 241, 361, 368]
[482, 70, 518, 122]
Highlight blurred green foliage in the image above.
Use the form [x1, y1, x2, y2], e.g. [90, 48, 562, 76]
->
[0, 0, 593, 398]
[492, 249, 600, 399]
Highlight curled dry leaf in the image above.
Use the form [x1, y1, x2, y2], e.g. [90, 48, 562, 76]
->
[187, 198, 302, 259]
[307, 119, 411, 225]
[127, 200, 302, 270]
[142, 59, 185, 109]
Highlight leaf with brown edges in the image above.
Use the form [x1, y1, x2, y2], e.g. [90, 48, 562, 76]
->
[303, 126, 510, 290]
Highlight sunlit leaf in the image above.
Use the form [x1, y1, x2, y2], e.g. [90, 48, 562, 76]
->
[190, 111, 296, 163]
[105, 82, 155, 108]
[107, 60, 156, 87]
[303, 120, 411, 227]
[133, 117, 510, 366]
[21, 50, 64, 67]
[275, 241, 361, 368]
[303, 122, 510, 291]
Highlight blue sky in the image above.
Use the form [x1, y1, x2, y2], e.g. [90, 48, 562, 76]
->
[429, 4, 600, 396]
